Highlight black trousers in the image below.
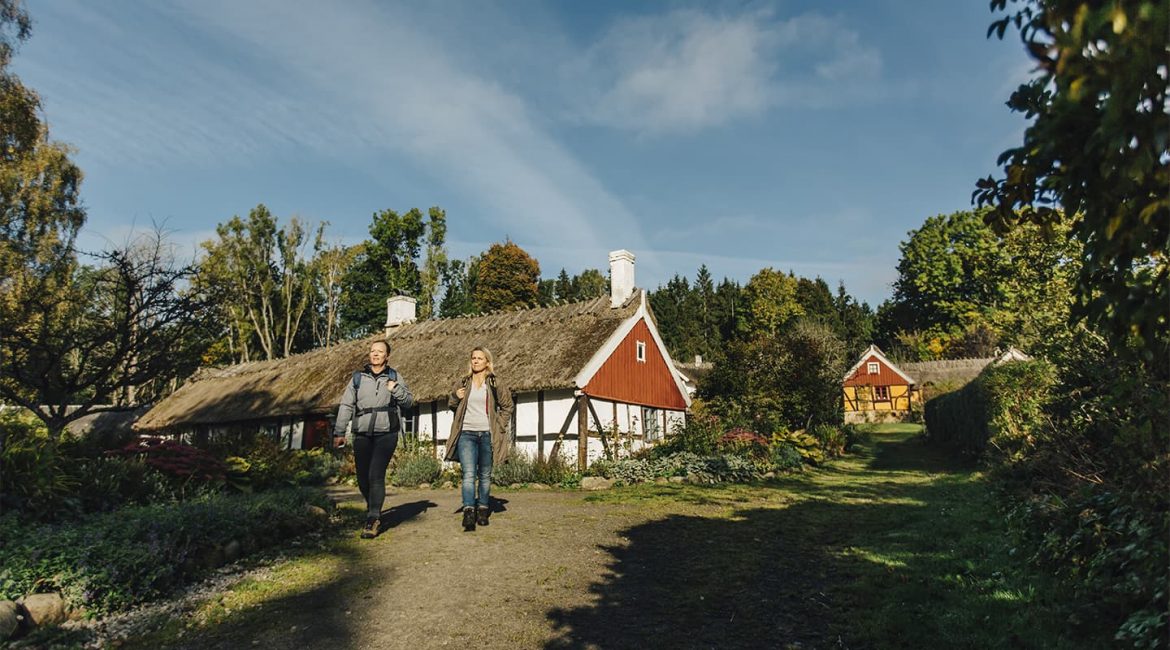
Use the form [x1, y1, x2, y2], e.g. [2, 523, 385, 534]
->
[352, 432, 399, 519]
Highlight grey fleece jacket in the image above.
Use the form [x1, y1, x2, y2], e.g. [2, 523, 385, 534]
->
[333, 366, 415, 437]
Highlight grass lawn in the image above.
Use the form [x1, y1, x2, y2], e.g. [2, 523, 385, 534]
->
[575, 425, 1088, 649]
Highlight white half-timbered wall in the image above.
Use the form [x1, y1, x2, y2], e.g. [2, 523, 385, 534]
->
[407, 388, 685, 467]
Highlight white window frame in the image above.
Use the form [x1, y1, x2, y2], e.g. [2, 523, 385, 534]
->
[636, 340, 646, 363]
[867, 362, 879, 374]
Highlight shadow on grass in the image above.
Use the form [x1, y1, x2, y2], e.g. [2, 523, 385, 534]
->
[545, 435, 1070, 650]
[153, 505, 432, 650]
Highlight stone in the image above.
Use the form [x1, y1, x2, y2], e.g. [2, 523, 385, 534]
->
[21, 593, 66, 628]
[223, 540, 242, 563]
[418, 482, 431, 489]
[303, 504, 328, 519]
[654, 477, 668, 485]
[0, 600, 19, 639]
[580, 476, 614, 491]
[668, 476, 685, 484]
[528, 483, 551, 490]
[763, 471, 776, 479]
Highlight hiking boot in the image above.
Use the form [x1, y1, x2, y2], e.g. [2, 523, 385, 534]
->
[476, 506, 490, 527]
[462, 507, 476, 532]
[361, 517, 378, 539]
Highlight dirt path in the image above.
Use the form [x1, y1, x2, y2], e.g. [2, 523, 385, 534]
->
[173, 488, 660, 650]
[154, 430, 1025, 649]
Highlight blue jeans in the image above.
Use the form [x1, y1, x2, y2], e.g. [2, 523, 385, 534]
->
[457, 430, 492, 509]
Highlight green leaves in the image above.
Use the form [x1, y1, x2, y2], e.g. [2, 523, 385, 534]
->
[977, 0, 1169, 359]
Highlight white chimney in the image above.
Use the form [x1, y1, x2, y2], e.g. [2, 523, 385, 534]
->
[609, 249, 635, 308]
[385, 295, 417, 332]
[694, 354, 703, 365]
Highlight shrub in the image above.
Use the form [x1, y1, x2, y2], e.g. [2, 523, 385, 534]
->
[390, 452, 442, 486]
[812, 424, 847, 458]
[0, 413, 78, 519]
[108, 439, 228, 487]
[924, 359, 1057, 459]
[291, 448, 342, 485]
[71, 457, 180, 512]
[492, 452, 577, 487]
[589, 451, 762, 485]
[655, 414, 722, 456]
[769, 442, 803, 472]
[717, 427, 770, 461]
[0, 487, 332, 615]
[770, 430, 825, 465]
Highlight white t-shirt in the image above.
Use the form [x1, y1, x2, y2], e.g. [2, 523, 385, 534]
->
[462, 381, 492, 432]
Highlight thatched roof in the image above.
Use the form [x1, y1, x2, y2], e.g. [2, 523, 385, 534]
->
[135, 294, 642, 433]
[899, 347, 1032, 388]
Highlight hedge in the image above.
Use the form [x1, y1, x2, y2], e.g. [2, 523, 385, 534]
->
[923, 360, 1056, 460]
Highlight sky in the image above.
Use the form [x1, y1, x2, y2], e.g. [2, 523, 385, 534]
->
[11, 0, 1032, 308]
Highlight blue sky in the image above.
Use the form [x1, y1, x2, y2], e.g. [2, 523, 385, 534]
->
[12, 0, 1030, 307]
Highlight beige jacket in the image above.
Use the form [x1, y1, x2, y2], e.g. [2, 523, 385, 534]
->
[445, 373, 514, 463]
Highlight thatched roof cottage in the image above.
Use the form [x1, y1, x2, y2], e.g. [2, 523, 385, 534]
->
[842, 345, 1032, 423]
[135, 250, 691, 469]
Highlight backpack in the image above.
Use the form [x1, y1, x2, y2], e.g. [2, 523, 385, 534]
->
[351, 368, 402, 435]
[352, 368, 398, 394]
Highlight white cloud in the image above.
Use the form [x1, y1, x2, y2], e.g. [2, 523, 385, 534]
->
[568, 9, 884, 135]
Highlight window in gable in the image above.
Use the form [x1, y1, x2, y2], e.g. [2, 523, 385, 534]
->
[867, 362, 879, 374]
[636, 340, 646, 362]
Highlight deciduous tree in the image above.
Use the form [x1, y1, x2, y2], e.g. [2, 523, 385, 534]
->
[975, 0, 1168, 357]
[474, 241, 540, 312]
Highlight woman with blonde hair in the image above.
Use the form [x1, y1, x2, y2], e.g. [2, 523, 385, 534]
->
[446, 346, 513, 531]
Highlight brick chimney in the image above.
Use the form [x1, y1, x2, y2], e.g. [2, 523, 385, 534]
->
[385, 295, 417, 334]
[609, 249, 635, 308]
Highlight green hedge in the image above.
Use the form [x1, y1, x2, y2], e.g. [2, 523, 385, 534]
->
[923, 360, 1056, 459]
[0, 487, 332, 615]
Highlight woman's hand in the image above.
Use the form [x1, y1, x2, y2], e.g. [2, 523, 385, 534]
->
[456, 387, 466, 400]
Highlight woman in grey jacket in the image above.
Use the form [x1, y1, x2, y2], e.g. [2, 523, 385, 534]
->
[333, 339, 414, 538]
[446, 346, 513, 531]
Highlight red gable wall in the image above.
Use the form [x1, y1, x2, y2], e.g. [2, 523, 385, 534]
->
[585, 318, 687, 409]
[844, 354, 908, 387]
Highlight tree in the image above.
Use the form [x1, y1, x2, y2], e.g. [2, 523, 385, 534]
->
[975, 0, 1168, 357]
[195, 205, 322, 361]
[0, 230, 213, 438]
[0, 0, 85, 371]
[438, 257, 479, 317]
[833, 282, 875, 359]
[703, 318, 847, 432]
[417, 206, 448, 320]
[553, 269, 573, 302]
[474, 241, 540, 312]
[339, 208, 426, 336]
[886, 210, 1005, 338]
[310, 240, 358, 349]
[739, 268, 804, 338]
[571, 268, 608, 300]
[878, 209, 1081, 360]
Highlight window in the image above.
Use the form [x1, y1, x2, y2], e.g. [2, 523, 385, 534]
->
[874, 385, 890, 401]
[636, 340, 646, 362]
[642, 406, 661, 440]
[867, 362, 879, 374]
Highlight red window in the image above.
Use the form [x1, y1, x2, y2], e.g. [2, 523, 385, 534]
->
[874, 385, 890, 401]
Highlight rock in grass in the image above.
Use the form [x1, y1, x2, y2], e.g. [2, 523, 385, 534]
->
[0, 600, 19, 639]
[580, 477, 614, 491]
[21, 593, 66, 628]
